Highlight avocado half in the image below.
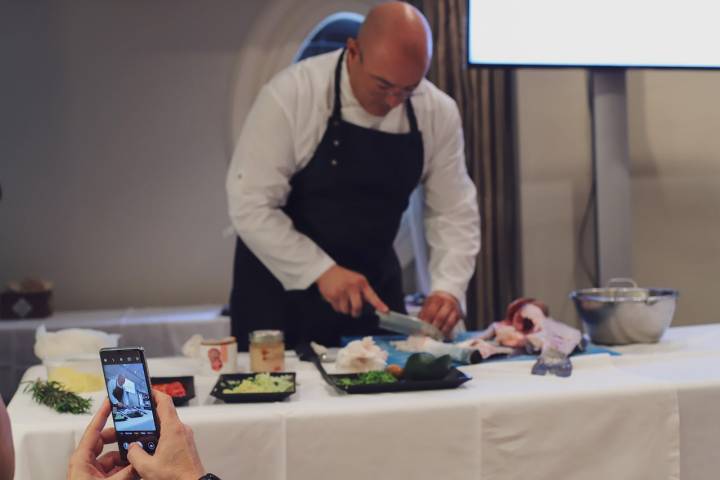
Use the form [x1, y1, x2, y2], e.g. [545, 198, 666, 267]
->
[403, 352, 453, 381]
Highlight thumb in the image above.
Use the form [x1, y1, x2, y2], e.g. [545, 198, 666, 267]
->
[126, 442, 153, 476]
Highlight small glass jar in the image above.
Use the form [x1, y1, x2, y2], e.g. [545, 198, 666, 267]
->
[249, 330, 285, 372]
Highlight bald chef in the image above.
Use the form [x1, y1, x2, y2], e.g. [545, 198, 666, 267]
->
[226, 2, 480, 350]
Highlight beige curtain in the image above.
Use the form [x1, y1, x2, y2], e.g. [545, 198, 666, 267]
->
[410, 0, 521, 329]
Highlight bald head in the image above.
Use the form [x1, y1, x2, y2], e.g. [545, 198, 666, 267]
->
[358, 2, 433, 71]
[346, 2, 433, 116]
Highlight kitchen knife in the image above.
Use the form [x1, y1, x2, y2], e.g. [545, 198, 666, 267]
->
[376, 309, 445, 341]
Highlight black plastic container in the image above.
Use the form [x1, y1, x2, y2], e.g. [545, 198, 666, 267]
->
[210, 372, 296, 403]
[327, 368, 471, 394]
[150, 376, 196, 406]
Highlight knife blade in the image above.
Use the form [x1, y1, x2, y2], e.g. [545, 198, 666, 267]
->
[376, 310, 445, 341]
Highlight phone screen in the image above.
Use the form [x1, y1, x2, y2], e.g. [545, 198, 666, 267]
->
[99, 347, 160, 459]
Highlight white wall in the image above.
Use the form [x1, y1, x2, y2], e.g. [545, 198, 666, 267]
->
[5, 2, 717, 325]
[516, 69, 593, 327]
[517, 69, 720, 326]
[0, 0, 375, 311]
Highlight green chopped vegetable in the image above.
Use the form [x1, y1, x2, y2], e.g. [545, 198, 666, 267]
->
[23, 379, 93, 414]
[337, 371, 398, 386]
[222, 373, 293, 394]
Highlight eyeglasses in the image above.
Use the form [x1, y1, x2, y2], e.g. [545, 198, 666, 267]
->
[372, 79, 420, 100]
[356, 46, 422, 100]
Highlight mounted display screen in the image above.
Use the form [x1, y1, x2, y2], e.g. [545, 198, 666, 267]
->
[468, 0, 720, 68]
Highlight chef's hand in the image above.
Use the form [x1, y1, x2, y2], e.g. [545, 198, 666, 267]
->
[127, 391, 205, 480]
[67, 399, 136, 480]
[419, 291, 463, 337]
[317, 265, 389, 318]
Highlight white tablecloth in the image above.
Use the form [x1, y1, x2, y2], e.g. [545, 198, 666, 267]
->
[10, 324, 720, 480]
[0, 305, 230, 402]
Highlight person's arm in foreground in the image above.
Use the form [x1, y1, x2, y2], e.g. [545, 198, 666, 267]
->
[0, 397, 14, 480]
[67, 399, 134, 480]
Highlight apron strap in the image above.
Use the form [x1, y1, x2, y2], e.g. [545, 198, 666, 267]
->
[113, 385, 124, 404]
[331, 49, 346, 121]
[405, 97, 419, 133]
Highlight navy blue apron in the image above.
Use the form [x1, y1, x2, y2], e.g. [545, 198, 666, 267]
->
[112, 385, 124, 406]
[230, 49, 424, 350]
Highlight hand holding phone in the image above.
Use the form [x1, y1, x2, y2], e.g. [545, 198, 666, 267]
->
[127, 391, 206, 480]
[66, 398, 135, 479]
[100, 347, 160, 461]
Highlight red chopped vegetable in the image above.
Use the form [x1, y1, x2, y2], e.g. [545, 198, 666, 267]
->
[152, 381, 187, 397]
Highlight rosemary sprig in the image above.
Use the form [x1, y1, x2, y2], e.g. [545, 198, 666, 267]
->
[23, 379, 93, 414]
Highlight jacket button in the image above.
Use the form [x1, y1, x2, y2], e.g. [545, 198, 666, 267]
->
[330, 159, 338, 166]
[333, 139, 340, 147]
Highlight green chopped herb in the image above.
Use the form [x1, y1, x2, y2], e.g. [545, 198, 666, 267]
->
[337, 371, 398, 386]
[23, 379, 93, 414]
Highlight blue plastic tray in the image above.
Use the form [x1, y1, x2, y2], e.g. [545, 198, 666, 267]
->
[341, 332, 619, 366]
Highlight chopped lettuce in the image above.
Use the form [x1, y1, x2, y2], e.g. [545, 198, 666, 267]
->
[222, 374, 293, 394]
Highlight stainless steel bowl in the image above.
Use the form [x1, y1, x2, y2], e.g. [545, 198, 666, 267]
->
[570, 278, 678, 345]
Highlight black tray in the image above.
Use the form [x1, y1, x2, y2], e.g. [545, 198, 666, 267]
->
[327, 368, 471, 394]
[151, 376, 196, 406]
[210, 372, 296, 403]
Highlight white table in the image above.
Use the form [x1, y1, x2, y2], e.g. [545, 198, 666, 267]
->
[9, 324, 720, 480]
[0, 305, 230, 402]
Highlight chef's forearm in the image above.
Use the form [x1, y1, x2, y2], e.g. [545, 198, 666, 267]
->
[229, 203, 336, 290]
[421, 100, 480, 303]
[226, 78, 336, 290]
[425, 194, 481, 304]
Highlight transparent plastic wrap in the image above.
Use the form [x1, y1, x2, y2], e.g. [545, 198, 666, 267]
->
[530, 317, 582, 377]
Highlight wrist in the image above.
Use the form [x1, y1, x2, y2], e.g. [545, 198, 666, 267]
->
[429, 290, 460, 306]
[181, 470, 208, 480]
[310, 257, 337, 287]
[316, 263, 338, 283]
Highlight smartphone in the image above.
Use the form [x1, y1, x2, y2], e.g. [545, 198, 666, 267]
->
[99, 347, 160, 461]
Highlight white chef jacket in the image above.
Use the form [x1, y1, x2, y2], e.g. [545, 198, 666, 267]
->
[226, 49, 480, 303]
